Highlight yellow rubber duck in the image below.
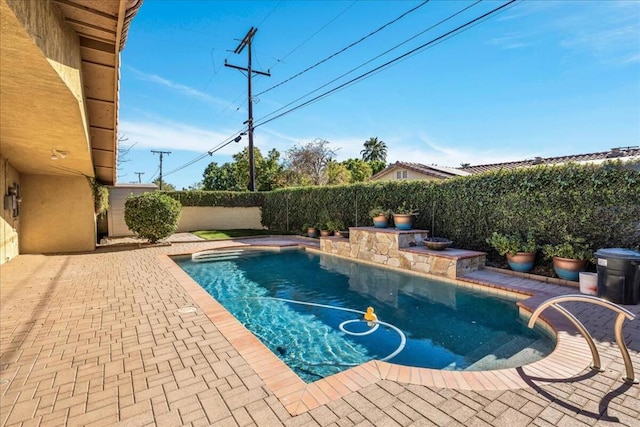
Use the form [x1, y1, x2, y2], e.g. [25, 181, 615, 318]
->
[364, 306, 378, 327]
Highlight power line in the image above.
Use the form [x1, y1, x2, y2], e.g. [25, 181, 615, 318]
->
[257, 1, 283, 28]
[134, 172, 144, 183]
[268, 1, 358, 69]
[254, 0, 519, 129]
[151, 1, 516, 180]
[161, 129, 247, 177]
[147, 167, 159, 183]
[151, 150, 171, 190]
[255, 0, 483, 126]
[256, 0, 430, 97]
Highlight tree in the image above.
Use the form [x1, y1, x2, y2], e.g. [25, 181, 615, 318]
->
[152, 178, 176, 191]
[202, 161, 242, 191]
[286, 139, 336, 185]
[368, 160, 387, 175]
[259, 149, 287, 191]
[326, 161, 351, 185]
[343, 158, 373, 183]
[116, 134, 138, 181]
[202, 147, 287, 191]
[361, 137, 387, 163]
[186, 181, 203, 190]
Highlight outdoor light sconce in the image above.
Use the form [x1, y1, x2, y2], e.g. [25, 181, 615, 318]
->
[4, 184, 21, 218]
[51, 149, 67, 160]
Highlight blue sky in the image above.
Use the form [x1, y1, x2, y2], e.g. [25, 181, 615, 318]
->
[118, 0, 640, 189]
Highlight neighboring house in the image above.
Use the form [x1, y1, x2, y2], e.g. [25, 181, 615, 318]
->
[460, 146, 640, 174]
[370, 147, 639, 184]
[370, 161, 470, 182]
[0, 0, 143, 264]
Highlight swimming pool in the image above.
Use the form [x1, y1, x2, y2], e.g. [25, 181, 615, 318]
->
[176, 248, 554, 383]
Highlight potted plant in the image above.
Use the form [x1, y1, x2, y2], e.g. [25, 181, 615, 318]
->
[486, 232, 537, 272]
[302, 223, 319, 238]
[542, 235, 592, 281]
[328, 219, 347, 238]
[392, 202, 418, 230]
[315, 221, 333, 237]
[369, 207, 391, 228]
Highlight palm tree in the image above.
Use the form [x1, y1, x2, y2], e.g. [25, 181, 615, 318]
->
[361, 137, 387, 163]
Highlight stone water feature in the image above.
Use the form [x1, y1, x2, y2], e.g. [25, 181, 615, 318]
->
[320, 227, 486, 279]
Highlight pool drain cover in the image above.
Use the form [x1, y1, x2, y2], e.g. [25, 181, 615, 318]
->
[177, 307, 197, 314]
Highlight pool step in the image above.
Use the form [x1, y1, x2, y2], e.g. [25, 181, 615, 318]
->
[465, 335, 549, 371]
[192, 249, 245, 262]
[461, 331, 511, 368]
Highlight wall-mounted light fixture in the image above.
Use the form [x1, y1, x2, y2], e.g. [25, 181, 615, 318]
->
[4, 184, 21, 218]
[51, 149, 67, 160]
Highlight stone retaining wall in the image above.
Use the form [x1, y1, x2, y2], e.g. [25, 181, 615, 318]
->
[320, 227, 485, 279]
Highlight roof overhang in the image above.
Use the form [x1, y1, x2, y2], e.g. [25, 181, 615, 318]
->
[0, 0, 142, 185]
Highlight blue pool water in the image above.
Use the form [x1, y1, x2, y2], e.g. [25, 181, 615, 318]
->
[175, 249, 554, 383]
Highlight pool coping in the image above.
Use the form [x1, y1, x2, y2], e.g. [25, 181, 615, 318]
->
[158, 243, 593, 416]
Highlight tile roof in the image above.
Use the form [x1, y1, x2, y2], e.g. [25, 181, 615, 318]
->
[460, 146, 640, 174]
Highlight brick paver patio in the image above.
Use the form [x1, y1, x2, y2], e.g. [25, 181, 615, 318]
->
[1, 237, 638, 426]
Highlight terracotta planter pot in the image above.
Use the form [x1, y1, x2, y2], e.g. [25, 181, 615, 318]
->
[506, 252, 535, 272]
[372, 215, 388, 228]
[552, 256, 587, 281]
[307, 227, 319, 238]
[392, 214, 414, 230]
[319, 229, 333, 237]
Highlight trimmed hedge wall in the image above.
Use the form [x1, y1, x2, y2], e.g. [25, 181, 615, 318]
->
[164, 162, 639, 253]
[165, 190, 264, 207]
[261, 162, 640, 252]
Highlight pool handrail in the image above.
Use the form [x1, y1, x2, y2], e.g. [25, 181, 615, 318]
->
[527, 294, 637, 384]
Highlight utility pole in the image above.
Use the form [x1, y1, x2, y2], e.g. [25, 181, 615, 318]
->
[151, 150, 171, 190]
[225, 27, 270, 192]
[134, 172, 144, 183]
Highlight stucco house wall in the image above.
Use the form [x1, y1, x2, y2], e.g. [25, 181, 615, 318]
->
[19, 174, 95, 254]
[176, 207, 264, 232]
[373, 167, 440, 182]
[108, 185, 264, 236]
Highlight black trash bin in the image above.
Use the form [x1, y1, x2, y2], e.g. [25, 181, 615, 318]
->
[595, 248, 640, 305]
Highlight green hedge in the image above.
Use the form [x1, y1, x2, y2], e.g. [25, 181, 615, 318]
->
[164, 190, 264, 207]
[261, 162, 640, 251]
[164, 162, 639, 252]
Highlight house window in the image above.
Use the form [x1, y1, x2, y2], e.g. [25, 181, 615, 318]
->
[396, 170, 408, 179]
[402, 170, 407, 178]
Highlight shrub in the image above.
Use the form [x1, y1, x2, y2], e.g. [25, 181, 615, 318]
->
[393, 202, 419, 216]
[486, 232, 537, 256]
[542, 235, 593, 261]
[125, 192, 182, 243]
[326, 219, 345, 232]
[369, 207, 392, 218]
